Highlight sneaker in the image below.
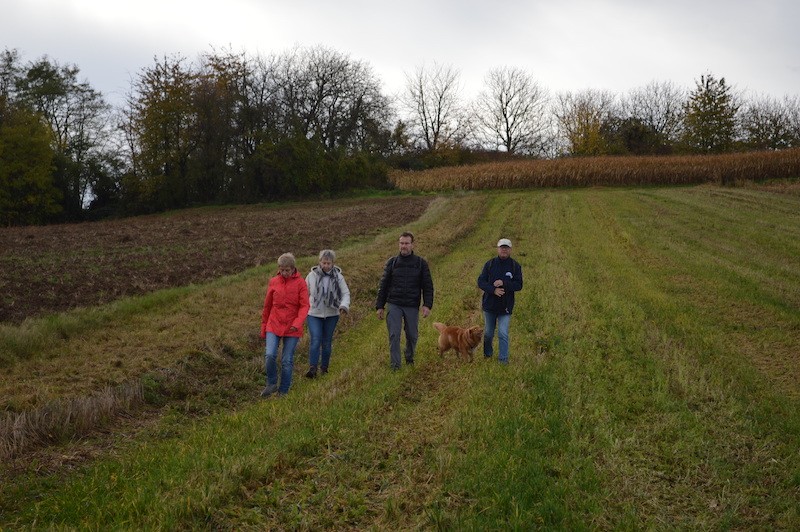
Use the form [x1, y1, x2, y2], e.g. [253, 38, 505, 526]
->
[320, 366, 328, 375]
[305, 365, 317, 379]
[260, 384, 278, 398]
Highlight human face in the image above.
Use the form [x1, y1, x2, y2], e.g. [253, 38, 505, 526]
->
[398, 236, 414, 256]
[279, 265, 294, 278]
[319, 258, 333, 273]
[497, 245, 511, 259]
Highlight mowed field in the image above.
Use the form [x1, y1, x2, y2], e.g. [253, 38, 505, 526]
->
[1, 186, 799, 529]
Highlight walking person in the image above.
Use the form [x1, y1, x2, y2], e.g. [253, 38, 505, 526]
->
[375, 231, 434, 370]
[260, 253, 310, 397]
[477, 238, 523, 364]
[305, 249, 351, 378]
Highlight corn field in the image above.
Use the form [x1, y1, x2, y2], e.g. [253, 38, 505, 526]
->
[389, 149, 800, 191]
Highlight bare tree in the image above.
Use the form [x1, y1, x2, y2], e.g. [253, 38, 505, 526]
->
[739, 94, 795, 150]
[623, 80, 685, 145]
[783, 95, 800, 147]
[473, 67, 550, 156]
[0, 48, 22, 105]
[402, 62, 466, 150]
[274, 46, 390, 153]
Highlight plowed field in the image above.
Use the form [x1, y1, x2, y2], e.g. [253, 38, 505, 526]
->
[0, 196, 433, 323]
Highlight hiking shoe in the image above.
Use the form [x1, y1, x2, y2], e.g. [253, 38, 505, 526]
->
[305, 365, 317, 379]
[260, 384, 278, 398]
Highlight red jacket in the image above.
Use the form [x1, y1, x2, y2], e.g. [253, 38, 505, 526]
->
[261, 270, 310, 338]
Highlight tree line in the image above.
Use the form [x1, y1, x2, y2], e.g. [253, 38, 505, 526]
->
[2, 45, 800, 226]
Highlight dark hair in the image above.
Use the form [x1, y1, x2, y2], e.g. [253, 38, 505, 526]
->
[400, 231, 415, 242]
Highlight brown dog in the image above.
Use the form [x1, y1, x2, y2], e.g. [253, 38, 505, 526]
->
[433, 322, 484, 361]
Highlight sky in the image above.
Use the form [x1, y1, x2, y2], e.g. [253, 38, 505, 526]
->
[3, 0, 798, 108]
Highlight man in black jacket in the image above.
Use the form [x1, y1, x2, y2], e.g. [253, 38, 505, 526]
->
[477, 238, 523, 364]
[375, 232, 434, 370]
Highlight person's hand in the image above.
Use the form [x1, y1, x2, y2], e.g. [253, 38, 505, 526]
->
[376, 308, 384, 320]
[493, 280, 504, 287]
[339, 307, 348, 316]
[421, 306, 431, 318]
[494, 287, 505, 297]
[289, 326, 298, 333]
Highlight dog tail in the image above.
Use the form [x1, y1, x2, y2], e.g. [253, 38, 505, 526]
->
[433, 322, 446, 332]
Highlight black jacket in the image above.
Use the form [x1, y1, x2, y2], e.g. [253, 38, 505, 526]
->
[375, 253, 434, 310]
[477, 256, 523, 314]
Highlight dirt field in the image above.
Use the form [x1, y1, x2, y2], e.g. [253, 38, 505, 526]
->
[0, 196, 433, 324]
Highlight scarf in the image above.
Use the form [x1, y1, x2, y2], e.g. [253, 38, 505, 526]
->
[313, 266, 342, 309]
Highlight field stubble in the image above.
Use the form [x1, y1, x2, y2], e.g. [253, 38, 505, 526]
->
[0, 196, 433, 461]
[1, 186, 799, 529]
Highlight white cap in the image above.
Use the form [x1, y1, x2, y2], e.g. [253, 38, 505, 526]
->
[497, 238, 512, 248]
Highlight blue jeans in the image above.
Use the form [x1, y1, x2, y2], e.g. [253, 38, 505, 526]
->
[483, 311, 511, 363]
[306, 315, 340, 369]
[265, 332, 300, 394]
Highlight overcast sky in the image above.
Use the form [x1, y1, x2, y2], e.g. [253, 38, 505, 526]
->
[3, 0, 798, 107]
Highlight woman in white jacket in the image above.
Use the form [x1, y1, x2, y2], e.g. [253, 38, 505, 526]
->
[305, 249, 351, 377]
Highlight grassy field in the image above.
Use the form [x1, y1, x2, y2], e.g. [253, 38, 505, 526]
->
[1, 186, 799, 529]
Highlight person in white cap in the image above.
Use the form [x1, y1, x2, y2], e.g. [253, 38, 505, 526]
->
[477, 238, 523, 363]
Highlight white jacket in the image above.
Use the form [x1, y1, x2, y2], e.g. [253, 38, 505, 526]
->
[305, 266, 351, 318]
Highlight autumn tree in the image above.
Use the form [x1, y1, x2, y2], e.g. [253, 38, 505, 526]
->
[681, 73, 739, 153]
[473, 67, 551, 156]
[122, 54, 196, 211]
[0, 102, 60, 225]
[14, 56, 111, 220]
[188, 49, 252, 202]
[554, 89, 618, 156]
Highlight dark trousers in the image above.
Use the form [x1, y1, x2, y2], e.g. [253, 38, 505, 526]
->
[385, 303, 419, 369]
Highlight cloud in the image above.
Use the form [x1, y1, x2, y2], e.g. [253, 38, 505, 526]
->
[3, 0, 798, 108]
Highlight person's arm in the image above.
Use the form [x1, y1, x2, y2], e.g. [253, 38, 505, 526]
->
[477, 260, 494, 293]
[375, 258, 392, 310]
[421, 259, 434, 311]
[261, 284, 274, 338]
[506, 260, 523, 292]
[305, 271, 315, 306]
[292, 280, 310, 331]
[338, 273, 351, 314]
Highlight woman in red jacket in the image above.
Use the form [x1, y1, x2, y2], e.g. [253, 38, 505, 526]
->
[260, 253, 310, 397]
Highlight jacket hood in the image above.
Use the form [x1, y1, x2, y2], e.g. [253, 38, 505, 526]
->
[311, 265, 342, 275]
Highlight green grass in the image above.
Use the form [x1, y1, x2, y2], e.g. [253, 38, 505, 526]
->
[1, 186, 799, 529]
